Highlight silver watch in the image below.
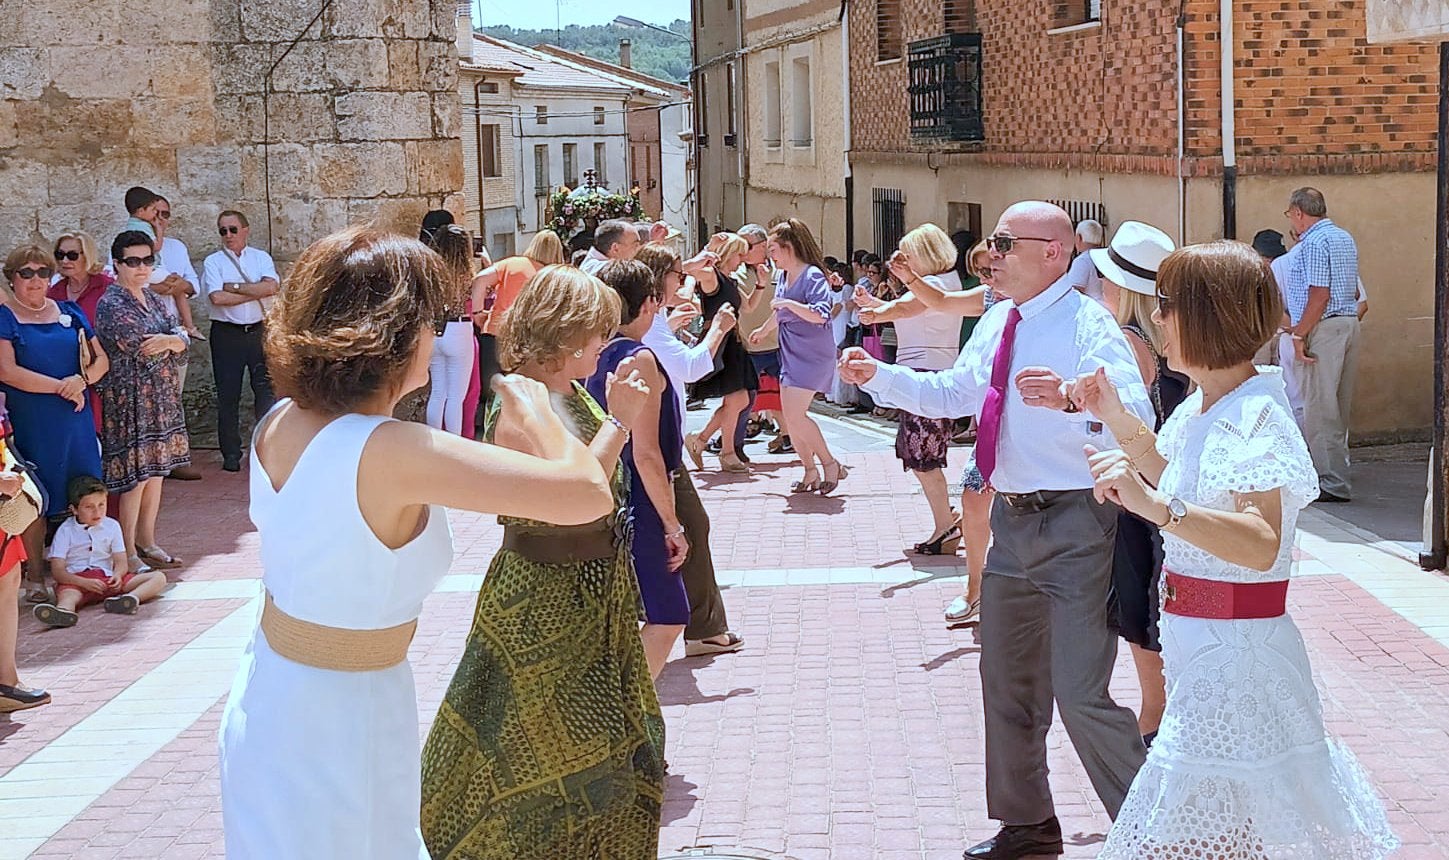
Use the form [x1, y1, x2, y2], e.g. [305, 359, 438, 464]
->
[1161, 497, 1187, 531]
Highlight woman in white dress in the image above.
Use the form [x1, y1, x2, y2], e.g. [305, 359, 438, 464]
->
[218, 227, 647, 859]
[1076, 240, 1397, 859]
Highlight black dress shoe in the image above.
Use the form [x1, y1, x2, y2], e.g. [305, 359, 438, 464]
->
[0, 683, 51, 713]
[222, 456, 242, 473]
[1315, 491, 1350, 503]
[964, 818, 1064, 859]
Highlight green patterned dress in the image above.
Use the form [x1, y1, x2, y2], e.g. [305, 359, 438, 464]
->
[420, 383, 666, 860]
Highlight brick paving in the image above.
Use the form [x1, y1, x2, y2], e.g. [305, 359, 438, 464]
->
[2, 432, 1448, 858]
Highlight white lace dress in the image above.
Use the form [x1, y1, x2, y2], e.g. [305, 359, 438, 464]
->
[1100, 369, 1397, 860]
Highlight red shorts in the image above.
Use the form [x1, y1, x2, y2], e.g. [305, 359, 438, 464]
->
[0, 537, 26, 576]
[754, 373, 782, 414]
[56, 569, 137, 609]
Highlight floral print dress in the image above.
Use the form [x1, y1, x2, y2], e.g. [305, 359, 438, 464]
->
[94, 285, 190, 493]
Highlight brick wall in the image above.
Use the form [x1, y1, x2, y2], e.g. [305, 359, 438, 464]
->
[848, 0, 1439, 175]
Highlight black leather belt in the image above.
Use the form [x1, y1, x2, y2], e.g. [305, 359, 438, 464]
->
[998, 489, 1082, 513]
[212, 320, 264, 333]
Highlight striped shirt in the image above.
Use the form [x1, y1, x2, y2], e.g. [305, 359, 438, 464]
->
[1284, 218, 1359, 323]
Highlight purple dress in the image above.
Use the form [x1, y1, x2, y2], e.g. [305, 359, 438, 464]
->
[585, 338, 690, 626]
[775, 266, 836, 393]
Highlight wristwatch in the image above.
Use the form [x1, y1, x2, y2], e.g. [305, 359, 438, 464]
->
[1160, 497, 1187, 531]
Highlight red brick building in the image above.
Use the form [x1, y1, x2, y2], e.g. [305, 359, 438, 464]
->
[845, 0, 1437, 438]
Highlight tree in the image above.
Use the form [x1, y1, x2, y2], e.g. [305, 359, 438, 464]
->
[483, 19, 691, 84]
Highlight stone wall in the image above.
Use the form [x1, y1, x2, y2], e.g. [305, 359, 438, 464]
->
[0, 0, 465, 438]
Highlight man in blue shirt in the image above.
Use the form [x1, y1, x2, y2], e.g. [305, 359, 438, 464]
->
[1283, 187, 1360, 502]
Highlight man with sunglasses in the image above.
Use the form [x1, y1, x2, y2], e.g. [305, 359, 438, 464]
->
[841, 201, 1155, 860]
[201, 210, 279, 472]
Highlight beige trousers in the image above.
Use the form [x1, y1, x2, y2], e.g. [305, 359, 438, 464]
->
[1301, 315, 1360, 498]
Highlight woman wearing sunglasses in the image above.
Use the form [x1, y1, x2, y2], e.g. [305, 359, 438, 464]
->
[0, 245, 109, 601]
[94, 231, 191, 574]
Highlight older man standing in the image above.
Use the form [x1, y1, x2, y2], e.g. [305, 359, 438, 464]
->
[841, 201, 1152, 860]
[580, 219, 642, 275]
[1284, 187, 1360, 503]
[1064, 218, 1105, 303]
[202, 210, 279, 472]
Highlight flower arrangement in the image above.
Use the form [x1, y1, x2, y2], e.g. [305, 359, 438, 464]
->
[546, 171, 646, 241]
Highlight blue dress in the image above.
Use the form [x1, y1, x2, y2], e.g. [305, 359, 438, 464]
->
[774, 266, 837, 393]
[0, 303, 102, 516]
[585, 338, 690, 625]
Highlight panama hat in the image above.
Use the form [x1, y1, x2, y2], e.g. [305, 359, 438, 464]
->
[1089, 220, 1175, 296]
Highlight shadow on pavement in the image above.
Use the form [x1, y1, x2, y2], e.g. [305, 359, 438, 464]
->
[656, 658, 756, 707]
[661, 773, 699, 826]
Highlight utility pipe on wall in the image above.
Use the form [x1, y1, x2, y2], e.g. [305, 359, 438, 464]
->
[1220, 0, 1237, 239]
[1176, 2, 1187, 245]
[840, 0, 853, 257]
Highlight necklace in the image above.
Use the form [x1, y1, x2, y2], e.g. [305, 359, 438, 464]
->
[13, 297, 48, 314]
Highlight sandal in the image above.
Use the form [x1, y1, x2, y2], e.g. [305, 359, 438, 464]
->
[944, 595, 981, 626]
[791, 470, 821, 493]
[128, 556, 155, 575]
[719, 453, 750, 474]
[684, 632, 745, 657]
[138, 545, 184, 570]
[913, 523, 962, 555]
[684, 432, 706, 471]
[818, 461, 851, 495]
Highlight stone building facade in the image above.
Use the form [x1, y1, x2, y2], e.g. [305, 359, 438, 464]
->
[0, 0, 465, 431]
[844, 0, 1437, 439]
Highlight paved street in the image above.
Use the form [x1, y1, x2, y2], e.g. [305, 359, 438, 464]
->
[0, 410, 1444, 859]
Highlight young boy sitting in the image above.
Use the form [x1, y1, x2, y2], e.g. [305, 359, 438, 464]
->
[35, 476, 167, 628]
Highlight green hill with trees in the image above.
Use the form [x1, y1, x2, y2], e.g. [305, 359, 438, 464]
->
[482, 20, 691, 84]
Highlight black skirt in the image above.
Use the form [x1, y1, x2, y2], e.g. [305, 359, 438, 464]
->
[1109, 510, 1163, 651]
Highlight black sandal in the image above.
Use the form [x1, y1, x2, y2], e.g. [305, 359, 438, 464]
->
[913, 523, 962, 555]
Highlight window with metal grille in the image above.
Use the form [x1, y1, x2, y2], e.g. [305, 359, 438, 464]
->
[873, 188, 906, 258]
[533, 144, 549, 194]
[764, 61, 781, 147]
[1046, 200, 1108, 233]
[877, 0, 902, 61]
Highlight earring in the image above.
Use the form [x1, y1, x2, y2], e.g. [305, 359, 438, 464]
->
[572, 349, 584, 359]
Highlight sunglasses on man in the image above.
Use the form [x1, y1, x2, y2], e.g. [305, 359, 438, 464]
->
[985, 235, 1054, 254]
[12, 267, 53, 281]
[117, 255, 156, 269]
[219, 225, 242, 236]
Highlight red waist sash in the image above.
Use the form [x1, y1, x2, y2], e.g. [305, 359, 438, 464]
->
[1162, 570, 1288, 620]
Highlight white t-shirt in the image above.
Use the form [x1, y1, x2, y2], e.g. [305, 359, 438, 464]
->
[202, 246, 280, 325]
[1066, 251, 1104, 303]
[892, 271, 964, 371]
[148, 236, 200, 320]
[47, 516, 126, 576]
[829, 289, 849, 346]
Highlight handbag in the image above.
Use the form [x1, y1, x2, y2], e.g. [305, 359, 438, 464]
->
[0, 440, 43, 537]
[77, 326, 93, 385]
[862, 325, 885, 361]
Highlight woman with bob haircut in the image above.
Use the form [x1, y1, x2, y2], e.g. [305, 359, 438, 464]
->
[684, 231, 755, 473]
[420, 264, 665, 860]
[219, 228, 628, 860]
[1077, 241, 1397, 859]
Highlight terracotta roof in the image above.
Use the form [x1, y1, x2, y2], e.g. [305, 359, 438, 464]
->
[469, 35, 632, 93]
[530, 44, 690, 99]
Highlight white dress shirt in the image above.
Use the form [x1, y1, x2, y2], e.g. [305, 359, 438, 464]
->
[642, 309, 717, 418]
[202, 246, 280, 325]
[580, 248, 610, 275]
[861, 272, 1154, 494]
[47, 516, 126, 576]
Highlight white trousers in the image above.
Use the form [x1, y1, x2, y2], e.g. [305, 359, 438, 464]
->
[426, 320, 474, 435]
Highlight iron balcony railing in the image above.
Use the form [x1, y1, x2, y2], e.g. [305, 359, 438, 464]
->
[907, 33, 984, 144]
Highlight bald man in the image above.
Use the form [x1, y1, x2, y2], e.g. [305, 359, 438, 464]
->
[840, 202, 1154, 859]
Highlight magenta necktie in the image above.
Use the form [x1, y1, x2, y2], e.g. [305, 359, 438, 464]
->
[975, 307, 1022, 487]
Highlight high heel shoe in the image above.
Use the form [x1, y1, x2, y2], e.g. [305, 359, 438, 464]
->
[818, 460, 850, 495]
[684, 432, 705, 470]
[719, 453, 750, 474]
[913, 523, 962, 555]
[791, 470, 821, 493]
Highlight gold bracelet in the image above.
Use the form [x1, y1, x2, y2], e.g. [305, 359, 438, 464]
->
[1118, 421, 1149, 448]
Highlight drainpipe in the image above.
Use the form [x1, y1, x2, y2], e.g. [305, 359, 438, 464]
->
[1219, 0, 1236, 239]
[736, 0, 748, 225]
[841, 0, 853, 258]
[1423, 41, 1449, 572]
[473, 77, 487, 237]
[1176, 1, 1187, 245]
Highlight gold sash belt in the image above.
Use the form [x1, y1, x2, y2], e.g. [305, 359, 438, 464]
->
[260, 593, 417, 672]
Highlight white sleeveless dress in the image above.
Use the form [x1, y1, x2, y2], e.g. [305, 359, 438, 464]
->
[219, 404, 453, 859]
[1101, 370, 1397, 859]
